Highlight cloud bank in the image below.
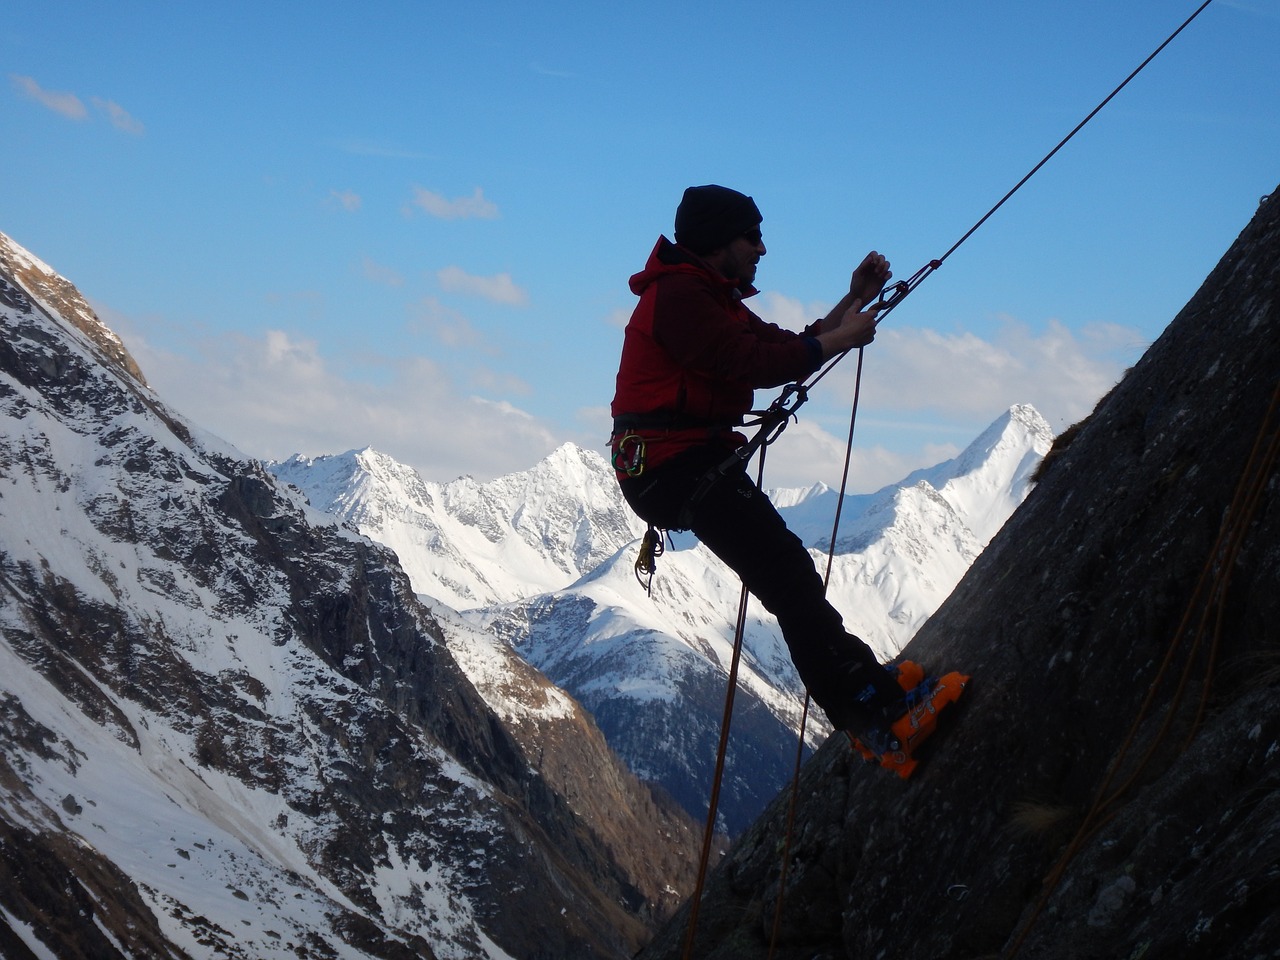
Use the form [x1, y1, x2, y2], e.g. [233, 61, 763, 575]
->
[116, 320, 557, 483]
[111, 290, 1132, 491]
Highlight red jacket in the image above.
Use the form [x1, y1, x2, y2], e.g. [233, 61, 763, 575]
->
[611, 237, 823, 474]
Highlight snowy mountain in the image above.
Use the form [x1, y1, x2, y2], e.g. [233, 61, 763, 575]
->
[0, 230, 700, 960]
[277, 410, 1051, 835]
[487, 408, 1051, 834]
[271, 445, 645, 612]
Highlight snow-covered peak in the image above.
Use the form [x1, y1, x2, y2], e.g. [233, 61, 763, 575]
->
[272, 442, 647, 610]
[0, 229, 147, 386]
[279, 407, 1050, 643]
[898, 403, 1054, 544]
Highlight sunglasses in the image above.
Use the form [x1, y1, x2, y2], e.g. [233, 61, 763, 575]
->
[740, 228, 763, 244]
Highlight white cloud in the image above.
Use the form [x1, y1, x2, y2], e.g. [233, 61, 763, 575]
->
[689, 304, 1138, 490]
[409, 295, 496, 353]
[407, 186, 499, 220]
[861, 317, 1134, 430]
[468, 366, 533, 397]
[91, 96, 144, 135]
[10, 77, 143, 133]
[436, 265, 528, 306]
[331, 190, 362, 212]
[754, 286, 1134, 434]
[115, 322, 558, 483]
[11, 74, 87, 120]
[751, 290, 831, 330]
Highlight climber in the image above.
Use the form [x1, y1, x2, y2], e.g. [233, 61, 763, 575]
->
[609, 184, 966, 776]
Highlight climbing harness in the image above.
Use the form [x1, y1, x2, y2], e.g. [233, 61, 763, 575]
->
[670, 3, 1222, 958]
[673, 386, 807, 529]
[623, 386, 810, 589]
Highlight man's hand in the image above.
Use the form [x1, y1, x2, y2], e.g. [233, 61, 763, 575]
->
[816, 299, 880, 359]
[816, 250, 892, 357]
[849, 251, 892, 306]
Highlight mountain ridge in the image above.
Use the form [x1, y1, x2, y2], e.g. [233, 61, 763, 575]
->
[278, 405, 1051, 834]
[0, 228, 701, 960]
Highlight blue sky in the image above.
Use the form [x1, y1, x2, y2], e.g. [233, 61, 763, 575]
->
[4, 1, 1277, 489]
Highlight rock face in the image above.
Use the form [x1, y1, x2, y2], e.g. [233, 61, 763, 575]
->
[638, 185, 1280, 959]
[0, 233, 146, 385]
[0, 229, 701, 960]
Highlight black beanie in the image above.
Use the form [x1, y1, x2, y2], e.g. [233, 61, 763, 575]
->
[673, 184, 762, 255]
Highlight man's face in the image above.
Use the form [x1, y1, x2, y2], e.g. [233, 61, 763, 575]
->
[717, 228, 766, 287]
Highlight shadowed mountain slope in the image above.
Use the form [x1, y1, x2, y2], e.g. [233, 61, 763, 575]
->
[639, 184, 1280, 960]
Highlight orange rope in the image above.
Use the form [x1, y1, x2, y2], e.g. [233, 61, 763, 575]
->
[681, 448, 772, 959]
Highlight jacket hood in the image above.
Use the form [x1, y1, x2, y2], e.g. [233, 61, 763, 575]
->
[628, 236, 758, 299]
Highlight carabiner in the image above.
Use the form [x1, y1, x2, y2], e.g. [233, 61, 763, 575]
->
[876, 260, 942, 316]
[612, 433, 647, 477]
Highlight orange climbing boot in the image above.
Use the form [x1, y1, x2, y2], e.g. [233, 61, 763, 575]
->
[847, 659, 926, 768]
[847, 662, 970, 780]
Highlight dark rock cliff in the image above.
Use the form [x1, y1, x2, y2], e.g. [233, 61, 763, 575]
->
[640, 184, 1280, 960]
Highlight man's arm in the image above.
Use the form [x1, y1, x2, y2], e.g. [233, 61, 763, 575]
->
[818, 251, 892, 332]
[653, 274, 816, 386]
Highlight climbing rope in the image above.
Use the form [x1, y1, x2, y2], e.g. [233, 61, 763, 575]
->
[681, 451, 770, 960]
[678, 2, 1219, 953]
[635, 524, 665, 593]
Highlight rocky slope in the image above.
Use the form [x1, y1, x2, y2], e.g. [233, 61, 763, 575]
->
[0, 229, 701, 960]
[637, 187, 1280, 959]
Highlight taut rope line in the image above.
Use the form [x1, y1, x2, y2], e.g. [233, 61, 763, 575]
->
[678, 3, 1218, 955]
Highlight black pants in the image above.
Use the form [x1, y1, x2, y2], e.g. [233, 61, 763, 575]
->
[619, 444, 902, 731]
